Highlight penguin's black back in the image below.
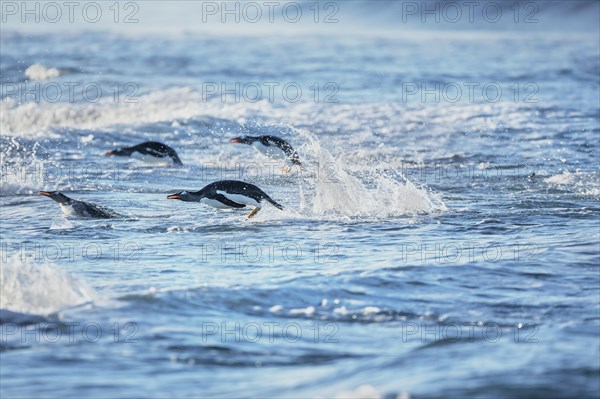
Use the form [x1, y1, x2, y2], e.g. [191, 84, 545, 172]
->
[260, 136, 300, 165]
[131, 141, 182, 165]
[75, 201, 116, 219]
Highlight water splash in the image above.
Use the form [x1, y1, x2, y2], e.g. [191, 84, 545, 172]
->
[49, 216, 75, 230]
[293, 127, 445, 219]
[0, 254, 94, 316]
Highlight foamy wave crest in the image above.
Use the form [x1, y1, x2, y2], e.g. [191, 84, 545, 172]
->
[0, 87, 429, 138]
[25, 63, 61, 80]
[1, 89, 198, 137]
[545, 170, 576, 185]
[544, 170, 600, 197]
[0, 255, 95, 316]
[0, 87, 273, 137]
[0, 86, 524, 144]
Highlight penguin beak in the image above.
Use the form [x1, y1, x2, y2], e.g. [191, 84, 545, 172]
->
[167, 194, 181, 200]
[39, 191, 52, 197]
[104, 151, 115, 156]
[230, 138, 241, 143]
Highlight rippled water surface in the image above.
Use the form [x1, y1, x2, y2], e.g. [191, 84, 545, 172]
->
[1, 3, 599, 398]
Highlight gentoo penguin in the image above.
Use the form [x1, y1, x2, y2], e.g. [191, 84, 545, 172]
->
[105, 141, 183, 166]
[167, 180, 283, 219]
[230, 135, 301, 172]
[39, 191, 118, 219]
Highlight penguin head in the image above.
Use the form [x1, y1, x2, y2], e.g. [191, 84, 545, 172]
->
[167, 190, 199, 202]
[230, 136, 255, 145]
[105, 147, 133, 157]
[39, 191, 72, 204]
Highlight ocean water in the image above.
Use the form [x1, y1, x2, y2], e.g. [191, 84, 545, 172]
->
[1, 2, 599, 398]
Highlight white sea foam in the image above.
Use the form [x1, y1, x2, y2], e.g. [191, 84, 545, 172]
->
[289, 306, 315, 316]
[544, 170, 576, 185]
[269, 305, 283, 312]
[0, 254, 95, 316]
[334, 384, 384, 399]
[0, 88, 265, 138]
[544, 170, 600, 197]
[362, 306, 381, 315]
[0, 86, 519, 144]
[25, 63, 61, 80]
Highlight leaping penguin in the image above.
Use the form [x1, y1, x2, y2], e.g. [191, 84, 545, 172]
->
[230, 135, 301, 172]
[39, 191, 119, 219]
[105, 141, 183, 166]
[167, 180, 283, 219]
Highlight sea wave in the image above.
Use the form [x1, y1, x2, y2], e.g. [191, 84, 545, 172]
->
[0, 254, 95, 316]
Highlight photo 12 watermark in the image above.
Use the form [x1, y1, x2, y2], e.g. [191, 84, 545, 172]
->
[2, 81, 140, 104]
[398, 161, 540, 184]
[199, 321, 340, 344]
[0, 160, 346, 186]
[201, 81, 339, 104]
[399, 321, 540, 344]
[398, 241, 540, 264]
[1, 1, 140, 24]
[398, 1, 539, 24]
[400, 81, 539, 104]
[1, 161, 141, 185]
[1, 321, 140, 344]
[198, 1, 340, 24]
[1, 241, 141, 264]
[196, 241, 340, 264]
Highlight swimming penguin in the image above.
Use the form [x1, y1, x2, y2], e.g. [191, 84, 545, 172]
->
[230, 135, 301, 172]
[39, 191, 118, 219]
[167, 180, 283, 219]
[105, 141, 183, 166]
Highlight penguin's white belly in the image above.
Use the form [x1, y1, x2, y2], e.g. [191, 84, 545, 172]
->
[217, 191, 261, 208]
[60, 202, 94, 217]
[60, 204, 77, 216]
[131, 151, 170, 165]
[201, 197, 241, 209]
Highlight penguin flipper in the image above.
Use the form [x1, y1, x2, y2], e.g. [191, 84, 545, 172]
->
[214, 194, 246, 209]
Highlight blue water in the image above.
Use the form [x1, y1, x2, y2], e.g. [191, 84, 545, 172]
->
[1, 2, 599, 398]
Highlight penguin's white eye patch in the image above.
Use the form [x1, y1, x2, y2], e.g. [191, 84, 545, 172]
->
[181, 191, 188, 195]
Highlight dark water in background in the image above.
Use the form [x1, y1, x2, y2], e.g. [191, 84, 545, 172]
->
[1, 1, 599, 398]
